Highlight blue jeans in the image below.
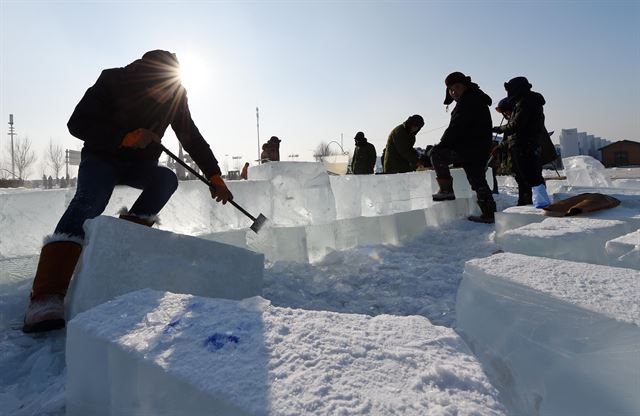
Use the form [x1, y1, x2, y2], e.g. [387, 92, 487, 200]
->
[55, 148, 178, 238]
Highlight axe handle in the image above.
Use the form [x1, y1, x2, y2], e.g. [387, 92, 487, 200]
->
[159, 143, 257, 222]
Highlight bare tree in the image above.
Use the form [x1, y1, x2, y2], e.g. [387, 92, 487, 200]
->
[313, 141, 339, 162]
[12, 136, 37, 180]
[47, 138, 64, 179]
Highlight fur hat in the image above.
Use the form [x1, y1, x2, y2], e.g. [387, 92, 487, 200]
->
[443, 72, 472, 105]
[504, 76, 532, 98]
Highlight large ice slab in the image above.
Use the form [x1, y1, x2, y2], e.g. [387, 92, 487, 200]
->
[249, 162, 337, 226]
[563, 155, 612, 187]
[329, 175, 362, 219]
[67, 289, 507, 416]
[495, 205, 640, 243]
[499, 216, 633, 265]
[65, 216, 263, 320]
[457, 253, 640, 416]
[605, 229, 640, 269]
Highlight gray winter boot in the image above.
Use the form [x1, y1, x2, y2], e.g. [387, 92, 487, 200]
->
[432, 178, 456, 201]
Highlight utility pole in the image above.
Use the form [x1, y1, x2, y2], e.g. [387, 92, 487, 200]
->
[256, 107, 261, 164]
[8, 114, 16, 179]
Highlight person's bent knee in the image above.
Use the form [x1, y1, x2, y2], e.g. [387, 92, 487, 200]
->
[157, 167, 179, 194]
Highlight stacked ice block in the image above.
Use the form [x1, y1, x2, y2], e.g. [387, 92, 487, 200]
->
[456, 252, 640, 416]
[65, 216, 264, 320]
[67, 289, 507, 416]
[605, 229, 640, 269]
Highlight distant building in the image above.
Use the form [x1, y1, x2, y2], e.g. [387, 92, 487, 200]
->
[559, 128, 612, 161]
[599, 140, 640, 167]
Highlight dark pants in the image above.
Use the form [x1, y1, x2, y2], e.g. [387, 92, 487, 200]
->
[55, 148, 178, 239]
[511, 142, 544, 188]
[431, 145, 494, 202]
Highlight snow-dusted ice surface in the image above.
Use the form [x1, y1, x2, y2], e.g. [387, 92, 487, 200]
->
[457, 253, 640, 416]
[66, 216, 264, 320]
[0, 218, 501, 415]
[67, 289, 507, 416]
[499, 216, 633, 265]
[605, 228, 640, 269]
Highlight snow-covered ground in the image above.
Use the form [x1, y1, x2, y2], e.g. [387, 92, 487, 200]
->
[2, 157, 639, 415]
[0, 190, 516, 416]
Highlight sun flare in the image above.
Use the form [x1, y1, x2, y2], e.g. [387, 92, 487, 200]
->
[178, 53, 209, 91]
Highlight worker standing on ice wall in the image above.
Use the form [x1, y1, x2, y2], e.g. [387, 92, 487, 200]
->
[23, 50, 233, 333]
[430, 72, 496, 224]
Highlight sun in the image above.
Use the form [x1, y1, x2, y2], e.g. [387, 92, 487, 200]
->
[178, 53, 209, 91]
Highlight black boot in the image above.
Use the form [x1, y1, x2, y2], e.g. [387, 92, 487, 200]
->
[468, 200, 496, 224]
[517, 188, 533, 206]
[432, 178, 456, 201]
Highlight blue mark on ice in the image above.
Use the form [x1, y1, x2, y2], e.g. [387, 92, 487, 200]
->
[163, 319, 182, 334]
[204, 333, 240, 351]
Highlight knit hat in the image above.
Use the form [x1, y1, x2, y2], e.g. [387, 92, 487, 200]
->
[268, 136, 281, 143]
[354, 131, 366, 142]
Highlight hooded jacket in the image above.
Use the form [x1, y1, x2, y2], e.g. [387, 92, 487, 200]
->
[384, 123, 419, 174]
[67, 55, 221, 178]
[497, 90, 548, 149]
[439, 84, 493, 162]
[351, 139, 377, 174]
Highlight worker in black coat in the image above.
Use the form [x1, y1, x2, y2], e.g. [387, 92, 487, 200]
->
[430, 72, 495, 223]
[23, 50, 232, 334]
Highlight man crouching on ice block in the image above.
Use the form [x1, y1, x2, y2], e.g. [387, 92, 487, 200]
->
[23, 50, 233, 333]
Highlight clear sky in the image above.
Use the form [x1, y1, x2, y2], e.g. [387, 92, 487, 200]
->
[1, 0, 639, 178]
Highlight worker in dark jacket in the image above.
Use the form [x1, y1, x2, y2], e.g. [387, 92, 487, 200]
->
[23, 50, 233, 333]
[493, 77, 550, 208]
[430, 72, 495, 223]
[383, 115, 425, 174]
[495, 97, 532, 205]
[351, 132, 377, 174]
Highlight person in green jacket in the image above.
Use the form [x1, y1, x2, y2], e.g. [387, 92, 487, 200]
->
[383, 115, 425, 174]
[351, 132, 377, 174]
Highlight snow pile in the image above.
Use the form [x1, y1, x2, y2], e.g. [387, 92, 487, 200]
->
[66, 216, 263, 320]
[563, 156, 612, 188]
[457, 252, 640, 416]
[67, 289, 507, 416]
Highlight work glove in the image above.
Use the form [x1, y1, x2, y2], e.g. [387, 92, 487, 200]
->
[121, 128, 160, 149]
[492, 126, 503, 134]
[209, 175, 233, 204]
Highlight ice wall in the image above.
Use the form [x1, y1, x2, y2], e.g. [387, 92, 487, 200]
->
[249, 162, 337, 226]
[456, 253, 640, 416]
[67, 289, 507, 416]
[65, 216, 263, 320]
[1, 163, 484, 262]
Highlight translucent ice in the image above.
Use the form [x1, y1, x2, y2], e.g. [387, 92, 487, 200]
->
[65, 216, 264, 319]
[457, 253, 640, 416]
[563, 156, 612, 188]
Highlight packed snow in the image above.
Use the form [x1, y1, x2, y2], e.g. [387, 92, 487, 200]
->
[67, 289, 507, 415]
